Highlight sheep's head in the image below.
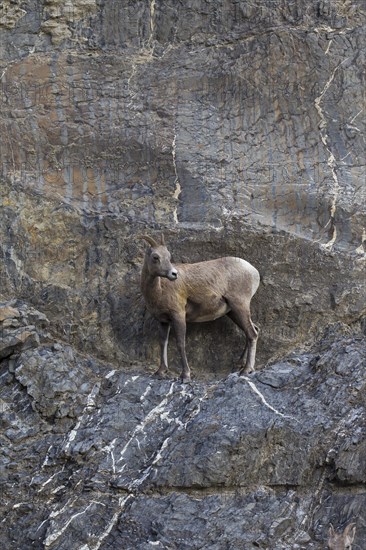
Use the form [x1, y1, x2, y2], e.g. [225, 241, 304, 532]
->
[328, 523, 356, 550]
[140, 234, 178, 281]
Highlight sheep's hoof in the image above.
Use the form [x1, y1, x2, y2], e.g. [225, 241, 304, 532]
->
[180, 375, 191, 384]
[239, 367, 254, 376]
[154, 368, 168, 379]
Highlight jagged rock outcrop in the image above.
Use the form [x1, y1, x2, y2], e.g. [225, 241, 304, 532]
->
[0, 0, 365, 373]
[0, 1, 365, 548]
[0, 300, 48, 359]
[0, 302, 365, 549]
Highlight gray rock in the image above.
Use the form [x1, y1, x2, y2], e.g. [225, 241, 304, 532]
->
[0, 1, 365, 549]
[0, 301, 49, 358]
[14, 346, 101, 419]
[0, 0, 365, 377]
[1, 310, 365, 549]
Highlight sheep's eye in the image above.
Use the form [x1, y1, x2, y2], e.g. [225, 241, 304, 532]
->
[152, 255, 160, 263]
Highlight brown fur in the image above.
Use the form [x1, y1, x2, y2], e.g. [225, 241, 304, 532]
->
[139, 235, 260, 382]
[328, 523, 356, 550]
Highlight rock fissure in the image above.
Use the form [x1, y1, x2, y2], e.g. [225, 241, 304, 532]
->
[314, 57, 350, 250]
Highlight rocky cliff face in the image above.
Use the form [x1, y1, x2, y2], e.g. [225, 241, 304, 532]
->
[1, 1, 365, 548]
[1, 302, 365, 549]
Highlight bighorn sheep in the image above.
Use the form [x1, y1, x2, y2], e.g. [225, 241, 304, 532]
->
[328, 523, 356, 550]
[139, 234, 260, 383]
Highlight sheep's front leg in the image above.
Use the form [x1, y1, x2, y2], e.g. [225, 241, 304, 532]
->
[172, 316, 191, 383]
[155, 322, 170, 378]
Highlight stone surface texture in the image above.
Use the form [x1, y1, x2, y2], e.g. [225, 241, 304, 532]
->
[1, 303, 365, 549]
[0, 1, 365, 548]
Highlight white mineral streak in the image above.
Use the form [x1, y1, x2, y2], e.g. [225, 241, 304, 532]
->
[51, 485, 65, 494]
[140, 382, 152, 402]
[129, 385, 210, 490]
[12, 502, 28, 509]
[242, 376, 297, 421]
[101, 438, 117, 474]
[41, 445, 54, 467]
[172, 134, 181, 224]
[124, 375, 139, 386]
[44, 502, 94, 547]
[314, 58, 349, 250]
[117, 382, 176, 470]
[85, 496, 133, 550]
[180, 386, 210, 429]
[349, 108, 363, 126]
[105, 369, 116, 379]
[293, 468, 327, 543]
[325, 39, 332, 55]
[45, 497, 112, 548]
[147, 0, 156, 49]
[105, 381, 208, 497]
[43, 375, 297, 548]
[129, 436, 171, 490]
[37, 467, 65, 493]
[63, 384, 99, 452]
[126, 63, 137, 105]
[48, 496, 78, 520]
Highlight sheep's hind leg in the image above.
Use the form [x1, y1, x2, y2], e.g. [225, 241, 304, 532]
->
[155, 322, 170, 378]
[226, 302, 259, 374]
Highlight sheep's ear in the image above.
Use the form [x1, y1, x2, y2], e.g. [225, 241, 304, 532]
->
[344, 523, 356, 542]
[138, 235, 158, 248]
[160, 233, 165, 245]
[328, 524, 335, 537]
